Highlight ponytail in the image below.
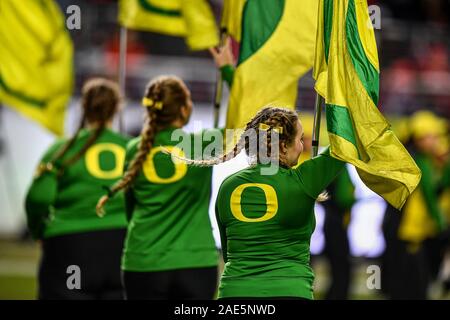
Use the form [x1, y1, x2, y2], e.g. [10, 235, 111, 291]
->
[46, 78, 120, 174]
[47, 115, 86, 172]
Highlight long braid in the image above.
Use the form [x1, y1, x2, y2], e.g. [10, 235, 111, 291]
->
[62, 124, 106, 167]
[96, 75, 185, 216]
[167, 121, 252, 167]
[96, 112, 157, 217]
[114, 112, 156, 194]
[167, 108, 294, 167]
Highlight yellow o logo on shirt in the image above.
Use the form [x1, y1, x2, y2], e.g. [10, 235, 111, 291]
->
[230, 183, 278, 222]
[85, 143, 125, 179]
[143, 146, 187, 184]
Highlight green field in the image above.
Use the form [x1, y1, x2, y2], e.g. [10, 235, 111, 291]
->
[0, 239, 39, 299]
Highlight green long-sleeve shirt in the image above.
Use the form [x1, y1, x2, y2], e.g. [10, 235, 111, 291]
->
[215, 148, 344, 299]
[220, 64, 235, 87]
[121, 127, 221, 272]
[25, 128, 130, 239]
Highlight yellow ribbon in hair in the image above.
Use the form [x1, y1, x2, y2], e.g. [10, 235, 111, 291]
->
[258, 123, 283, 134]
[142, 97, 163, 110]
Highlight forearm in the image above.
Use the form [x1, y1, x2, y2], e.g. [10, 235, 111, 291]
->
[23, 168, 58, 239]
[220, 64, 235, 88]
[24, 196, 49, 239]
[296, 146, 346, 198]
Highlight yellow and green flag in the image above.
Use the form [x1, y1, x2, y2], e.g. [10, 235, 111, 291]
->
[0, 0, 73, 136]
[119, 0, 218, 50]
[225, 0, 318, 130]
[314, 0, 421, 209]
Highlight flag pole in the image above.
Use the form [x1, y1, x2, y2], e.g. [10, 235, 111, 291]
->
[213, 28, 228, 128]
[118, 26, 128, 133]
[312, 93, 324, 157]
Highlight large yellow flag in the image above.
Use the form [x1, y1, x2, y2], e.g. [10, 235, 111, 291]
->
[0, 0, 73, 136]
[119, 0, 218, 50]
[225, 0, 318, 130]
[314, 0, 421, 209]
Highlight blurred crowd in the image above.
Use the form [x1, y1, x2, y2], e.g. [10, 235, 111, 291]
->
[381, 111, 450, 299]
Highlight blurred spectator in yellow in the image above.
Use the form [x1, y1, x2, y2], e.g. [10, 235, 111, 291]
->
[382, 110, 449, 299]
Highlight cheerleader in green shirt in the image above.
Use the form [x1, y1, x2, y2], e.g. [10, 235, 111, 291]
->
[25, 78, 130, 299]
[175, 107, 345, 299]
[97, 75, 219, 300]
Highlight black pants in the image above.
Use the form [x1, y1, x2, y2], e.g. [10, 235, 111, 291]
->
[323, 210, 351, 300]
[382, 206, 429, 299]
[38, 228, 126, 300]
[123, 266, 218, 300]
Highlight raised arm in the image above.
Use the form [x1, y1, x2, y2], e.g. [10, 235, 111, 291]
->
[209, 36, 235, 88]
[294, 147, 345, 199]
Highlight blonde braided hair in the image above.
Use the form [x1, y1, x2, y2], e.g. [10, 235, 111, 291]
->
[96, 75, 191, 216]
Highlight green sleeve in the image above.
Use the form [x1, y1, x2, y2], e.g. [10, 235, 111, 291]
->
[220, 64, 235, 88]
[215, 202, 228, 263]
[24, 139, 65, 239]
[294, 147, 345, 199]
[416, 155, 445, 231]
[25, 194, 48, 239]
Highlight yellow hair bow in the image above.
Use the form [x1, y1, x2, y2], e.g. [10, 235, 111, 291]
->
[142, 97, 163, 110]
[258, 123, 283, 134]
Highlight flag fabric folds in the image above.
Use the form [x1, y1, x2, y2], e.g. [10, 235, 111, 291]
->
[225, 0, 318, 130]
[314, 0, 421, 209]
[0, 0, 73, 136]
[119, 0, 219, 50]
[221, 0, 247, 42]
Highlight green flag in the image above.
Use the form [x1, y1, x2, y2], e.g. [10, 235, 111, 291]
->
[314, 0, 421, 209]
